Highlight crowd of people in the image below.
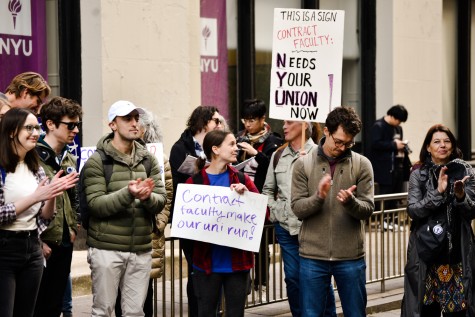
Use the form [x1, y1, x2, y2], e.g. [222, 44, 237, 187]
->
[0, 71, 474, 317]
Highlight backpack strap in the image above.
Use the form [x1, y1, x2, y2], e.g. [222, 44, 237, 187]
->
[272, 146, 285, 170]
[351, 151, 361, 183]
[0, 166, 5, 186]
[303, 148, 315, 178]
[96, 149, 114, 184]
[96, 149, 153, 184]
[142, 156, 152, 177]
[192, 172, 204, 184]
[237, 171, 246, 185]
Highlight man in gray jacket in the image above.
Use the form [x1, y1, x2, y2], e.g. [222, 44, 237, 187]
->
[291, 107, 374, 317]
[83, 100, 167, 316]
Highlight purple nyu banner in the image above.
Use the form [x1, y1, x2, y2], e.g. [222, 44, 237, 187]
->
[200, 0, 228, 118]
[0, 0, 47, 91]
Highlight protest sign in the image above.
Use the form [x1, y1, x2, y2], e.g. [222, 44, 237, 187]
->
[269, 9, 345, 122]
[79, 143, 165, 184]
[78, 146, 96, 172]
[171, 184, 268, 252]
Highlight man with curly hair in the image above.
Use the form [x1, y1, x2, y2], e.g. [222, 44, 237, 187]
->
[291, 106, 375, 317]
[33, 97, 82, 317]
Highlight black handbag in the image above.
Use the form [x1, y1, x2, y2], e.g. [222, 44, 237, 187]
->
[415, 210, 448, 263]
[413, 159, 467, 263]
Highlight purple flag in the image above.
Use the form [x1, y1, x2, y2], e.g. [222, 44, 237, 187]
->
[200, 0, 228, 118]
[0, 0, 48, 91]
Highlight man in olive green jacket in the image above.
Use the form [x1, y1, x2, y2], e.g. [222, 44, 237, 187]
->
[83, 100, 167, 317]
[34, 97, 82, 317]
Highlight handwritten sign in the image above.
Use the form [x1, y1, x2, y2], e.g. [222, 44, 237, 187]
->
[171, 184, 268, 252]
[79, 143, 165, 184]
[269, 9, 345, 122]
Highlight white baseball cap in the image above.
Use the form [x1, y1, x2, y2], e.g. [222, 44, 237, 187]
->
[108, 100, 145, 123]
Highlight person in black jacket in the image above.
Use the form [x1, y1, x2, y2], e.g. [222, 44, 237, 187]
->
[401, 124, 475, 317]
[369, 104, 410, 230]
[169, 105, 222, 316]
[236, 99, 283, 297]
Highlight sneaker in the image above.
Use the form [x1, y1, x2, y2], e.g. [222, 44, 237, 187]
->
[383, 221, 394, 231]
[260, 285, 267, 302]
[392, 224, 405, 232]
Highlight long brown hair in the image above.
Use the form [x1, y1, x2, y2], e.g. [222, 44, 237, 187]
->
[0, 108, 40, 173]
[418, 124, 462, 166]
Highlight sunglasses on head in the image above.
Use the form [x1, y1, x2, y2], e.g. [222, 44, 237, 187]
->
[59, 121, 82, 130]
[210, 118, 222, 125]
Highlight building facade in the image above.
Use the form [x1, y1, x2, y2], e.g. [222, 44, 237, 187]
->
[5, 0, 472, 159]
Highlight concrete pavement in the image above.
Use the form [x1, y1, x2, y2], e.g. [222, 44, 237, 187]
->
[71, 250, 404, 316]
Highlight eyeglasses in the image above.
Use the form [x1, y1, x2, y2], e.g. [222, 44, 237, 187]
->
[210, 118, 222, 125]
[241, 118, 258, 124]
[331, 134, 355, 149]
[59, 121, 82, 130]
[23, 124, 42, 134]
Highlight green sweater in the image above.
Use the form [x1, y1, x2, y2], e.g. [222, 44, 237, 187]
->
[84, 133, 167, 252]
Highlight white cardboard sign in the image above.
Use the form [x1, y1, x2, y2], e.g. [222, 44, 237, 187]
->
[171, 184, 268, 252]
[269, 9, 345, 122]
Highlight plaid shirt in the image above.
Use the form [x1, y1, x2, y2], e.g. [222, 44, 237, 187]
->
[0, 166, 50, 235]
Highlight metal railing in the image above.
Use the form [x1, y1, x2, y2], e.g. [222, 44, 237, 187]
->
[153, 192, 409, 316]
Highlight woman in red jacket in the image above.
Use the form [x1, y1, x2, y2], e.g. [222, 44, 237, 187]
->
[186, 130, 260, 317]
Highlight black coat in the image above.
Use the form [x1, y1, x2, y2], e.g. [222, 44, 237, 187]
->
[169, 129, 197, 218]
[369, 118, 403, 186]
[401, 161, 475, 316]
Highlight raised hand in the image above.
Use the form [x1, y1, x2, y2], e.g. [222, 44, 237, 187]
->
[34, 170, 79, 202]
[129, 178, 155, 201]
[237, 142, 258, 157]
[437, 166, 448, 194]
[454, 176, 470, 200]
[316, 174, 332, 199]
[337, 185, 357, 204]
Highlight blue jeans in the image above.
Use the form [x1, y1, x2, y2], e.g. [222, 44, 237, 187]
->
[62, 274, 73, 313]
[300, 257, 367, 317]
[275, 224, 336, 317]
